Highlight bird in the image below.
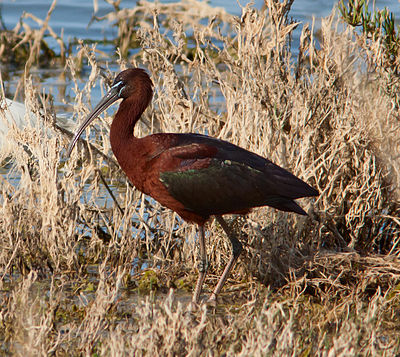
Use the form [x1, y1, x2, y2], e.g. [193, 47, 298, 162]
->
[0, 98, 36, 153]
[0, 97, 74, 153]
[66, 68, 318, 304]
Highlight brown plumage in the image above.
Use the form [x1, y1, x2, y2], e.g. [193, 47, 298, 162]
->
[67, 68, 318, 304]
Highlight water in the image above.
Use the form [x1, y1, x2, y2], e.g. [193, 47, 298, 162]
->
[1, 1, 397, 35]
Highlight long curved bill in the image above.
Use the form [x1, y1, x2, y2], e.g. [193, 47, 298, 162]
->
[66, 85, 121, 158]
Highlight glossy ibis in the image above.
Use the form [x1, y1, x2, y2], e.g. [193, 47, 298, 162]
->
[67, 68, 318, 304]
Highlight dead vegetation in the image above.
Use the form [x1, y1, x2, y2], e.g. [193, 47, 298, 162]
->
[0, 0, 64, 69]
[0, 0, 399, 355]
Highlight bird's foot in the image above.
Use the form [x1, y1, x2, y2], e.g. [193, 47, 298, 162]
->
[206, 293, 218, 308]
[189, 298, 215, 312]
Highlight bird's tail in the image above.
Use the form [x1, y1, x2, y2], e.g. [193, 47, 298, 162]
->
[268, 199, 308, 215]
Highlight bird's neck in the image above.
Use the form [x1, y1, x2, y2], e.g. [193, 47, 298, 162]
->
[109, 97, 154, 192]
[111, 97, 144, 139]
[110, 98, 144, 162]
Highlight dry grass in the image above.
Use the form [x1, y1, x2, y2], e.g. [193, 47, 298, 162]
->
[0, 0, 400, 355]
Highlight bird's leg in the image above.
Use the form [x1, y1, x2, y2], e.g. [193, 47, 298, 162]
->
[192, 225, 208, 304]
[208, 215, 243, 303]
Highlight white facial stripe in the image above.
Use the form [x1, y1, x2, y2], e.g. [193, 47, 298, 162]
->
[111, 80, 125, 97]
[111, 80, 123, 89]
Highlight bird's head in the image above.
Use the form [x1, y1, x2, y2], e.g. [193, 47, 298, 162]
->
[66, 68, 153, 158]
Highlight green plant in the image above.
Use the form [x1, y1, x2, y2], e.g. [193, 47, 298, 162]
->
[339, 0, 400, 73]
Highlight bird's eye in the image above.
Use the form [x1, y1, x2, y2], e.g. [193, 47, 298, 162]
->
[111, 80, 127, 98]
